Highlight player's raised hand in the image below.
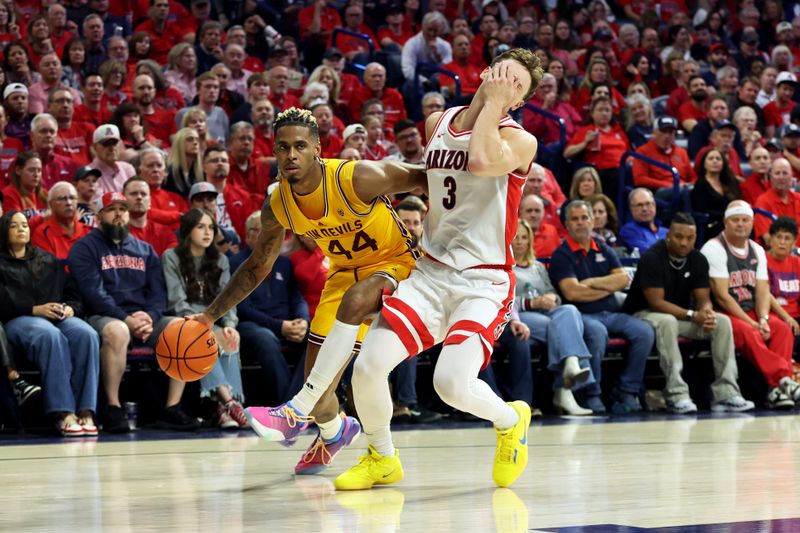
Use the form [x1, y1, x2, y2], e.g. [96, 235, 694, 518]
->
[482, 62, 518, 106]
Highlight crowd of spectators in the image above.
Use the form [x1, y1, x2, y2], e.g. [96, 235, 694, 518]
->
[2, 0, 800, 434]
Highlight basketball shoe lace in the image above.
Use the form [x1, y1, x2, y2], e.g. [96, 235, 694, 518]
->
[495, 428, 517, 465]
[302, 439, 334, 466]
[272, 404, 314, 429]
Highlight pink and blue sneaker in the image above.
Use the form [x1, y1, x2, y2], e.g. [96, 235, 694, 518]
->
[295, 415, 362, 475]
[246, 402, 313, 446]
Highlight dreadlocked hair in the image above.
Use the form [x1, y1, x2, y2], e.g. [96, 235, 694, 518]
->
[273, 107, 319, 139]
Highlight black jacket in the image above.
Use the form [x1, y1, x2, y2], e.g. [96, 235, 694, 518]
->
[0, 247, 83, 322]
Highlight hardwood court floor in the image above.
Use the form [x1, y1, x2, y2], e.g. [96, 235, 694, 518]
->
[1, 413, 799, 532]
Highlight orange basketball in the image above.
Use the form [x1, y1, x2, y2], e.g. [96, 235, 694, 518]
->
[156, 319, 218, 382]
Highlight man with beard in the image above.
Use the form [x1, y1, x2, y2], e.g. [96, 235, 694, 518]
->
[387, 120, 423, 164]
[31, 114, 78, 190]
[4, 84, 32, 148]
[32, 181, 92, 259]
[67, 191, 199, 433]
[688, 95, 743, 159]
[123, 176, 177, 256]
[133, 74, 176, 147]
[623, 212, 754, 414]
[633, 116, 696, 194]
[251, 99, 275, 168]
[678, 76, 710, 132]
[701, 43, 730, 89]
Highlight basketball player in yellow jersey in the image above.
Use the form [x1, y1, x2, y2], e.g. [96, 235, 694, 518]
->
[192, 108, 424, 474]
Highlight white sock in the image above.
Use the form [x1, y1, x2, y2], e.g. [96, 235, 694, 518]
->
[290, 320, 360, 415]
[365, 427, 395, 457]
[318, 415, 344, 442]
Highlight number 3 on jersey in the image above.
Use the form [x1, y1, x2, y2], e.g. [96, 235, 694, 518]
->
[327, 229, 379, 260]
[442, 176, 457, 209]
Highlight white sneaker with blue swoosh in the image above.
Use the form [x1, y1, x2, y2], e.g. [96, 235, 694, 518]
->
[492, 401, 531, 488]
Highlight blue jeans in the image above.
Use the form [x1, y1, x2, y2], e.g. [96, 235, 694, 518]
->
[238, 321, 305, 405]
[479, 326, 533, 404]
[581, 311, 654, 396]
[200, 326, 245, 402]
[5, 316, 99, 414]
[518, 306, 597, 391]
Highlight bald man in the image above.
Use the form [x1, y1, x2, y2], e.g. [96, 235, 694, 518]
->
[350, 62, 407, 129]
[754, 158, 800, 246]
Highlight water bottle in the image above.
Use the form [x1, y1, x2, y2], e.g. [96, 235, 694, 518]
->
[630, 247, 640, 259]
[124, 402, 137, 430]
[525, 286, 539, 311]
[113, 25, 123, 38]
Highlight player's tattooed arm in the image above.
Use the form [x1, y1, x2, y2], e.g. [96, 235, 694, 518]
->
[352, 159, 428, 203]
[204, 205, 285, 322]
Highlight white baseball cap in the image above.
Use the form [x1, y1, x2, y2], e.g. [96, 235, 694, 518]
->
[93, 124, 121, 144]
[343, 124, 366, 142]
[3, 83, 28, 100]
[776, 71, 798, 86]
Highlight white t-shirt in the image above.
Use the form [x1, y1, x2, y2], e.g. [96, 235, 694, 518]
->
[700, 237, 768, 280]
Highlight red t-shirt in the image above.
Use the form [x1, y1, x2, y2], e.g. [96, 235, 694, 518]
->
[227, 156, 272, 196]
[31, 216, 91, 260]
[331, 24, 380, 55]
[694, 145, 743, 177]
[349, 86, 407, 129]
[268, 92, 302, 114]
[319, 133, 344, 159]
[338, 73, 362, 110]
[633, 140, 697, 190]
[289, 246, 328, 318]
[154, 87, 186, 113]
[222, 183, 261, 240]
[740, 172, 770, 205]
[377, 26, 413, 47]
[441, 61, 483, 95]
[754, 188, 800, 245]
[364, 142, 388, 161]
[1, 184, 48, 220]
[73, 104, 112, 129]
[129, 220, 178, 256]
[297, 6, 342, 41]
[533, 223, 562, 259]
[42, 153, 79, 190]
[763, 100, 797, 130]
[678, 101, 708, 126]
[55, 121, 94, 166]
[0, 137, 24, 186]
[569, 124, 630, 170]
[134, 19, 188, 65]
[253, 131, 274, 161]
[149, 186, 187, 229]
[142, 109, 177, 148]
[666, 87, 689, 119]
[767, 253, 800, 317]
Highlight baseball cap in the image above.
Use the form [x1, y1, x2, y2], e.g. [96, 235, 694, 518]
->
[713, 119, 736, 131]
[781, 123, 800, 137]
[777, 21, 793, 33]
[324, 48, 343, 60]
[93, 124, 121, 145]
[343, 124, 366, 142]
[73, 165, 102, 182]
[189, 182, 219, 199]
[655, 115, 679, 131]
[3, 83, 28, 100]
[741, 31, 759, 44]
[386, 4, 404, 15]
[269, 44, 288, 57]
[765, 137, 783, 151]
[593, 27, 613, 41]
[776, 71, 798, 86]
[95, 191, 128, 212]
[709, 43, 728, 54]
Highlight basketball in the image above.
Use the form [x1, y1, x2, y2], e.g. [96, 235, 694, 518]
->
[156, 319, 218, 382]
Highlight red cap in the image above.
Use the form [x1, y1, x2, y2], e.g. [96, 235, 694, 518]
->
[710, 43, 728, 54]
[96, 191, 129, 212]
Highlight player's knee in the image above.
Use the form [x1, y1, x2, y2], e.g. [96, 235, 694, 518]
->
[337, 288, 378, 322]
[433, 370, 462, 406]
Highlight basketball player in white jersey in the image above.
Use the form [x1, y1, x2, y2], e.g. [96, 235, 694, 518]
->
[335, 48, 544, 490]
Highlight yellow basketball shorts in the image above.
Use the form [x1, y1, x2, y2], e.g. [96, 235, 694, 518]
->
[308, 252, 417, 351]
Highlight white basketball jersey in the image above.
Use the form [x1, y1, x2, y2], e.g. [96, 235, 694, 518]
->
[421, 106, 532, 270]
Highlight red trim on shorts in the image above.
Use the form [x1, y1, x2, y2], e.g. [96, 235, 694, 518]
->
[381, 296, 434, 356]
[503, 175, 526, 267]
[444, 319, 496, 370]
[424, 253, 512, 271]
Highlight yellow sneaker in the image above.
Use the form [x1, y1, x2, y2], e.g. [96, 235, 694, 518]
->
[335, 488, 405, 528]
[334, 445, 404, 491]
[492, 400, 531, 488]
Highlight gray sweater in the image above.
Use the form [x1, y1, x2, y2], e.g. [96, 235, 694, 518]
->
[512, 261, 561, 311]
[162, 248, 238, 328]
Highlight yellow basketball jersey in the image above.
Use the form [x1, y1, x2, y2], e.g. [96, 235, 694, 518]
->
[270, 158, 416, 270]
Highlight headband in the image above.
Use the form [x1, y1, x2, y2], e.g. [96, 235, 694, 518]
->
[724, 204, 754, 219]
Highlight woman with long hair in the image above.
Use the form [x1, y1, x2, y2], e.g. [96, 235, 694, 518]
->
[690, 148, 741, 241]
[162, 208, 247, 429]
[564, 97, 630, 202]
[658, 49, 685, 97]
[0, 3, 21, 51]
[3, 40, 39, 85]
[569, 167, 602, 200]
[511, 219, 597, 415]
[546, 58, 572, 103]
[60, 36, 86, 89]
[99, 59, 128, 111]
[1, 152, 47, 220]
[0, 210, 100, 436]
[128, 32, 152, 67]
[620, 51, 658, 96]
[164, 43, 198, 103]
[180, 107, 215, 155]
[166, 128, 204, 196]
[24, 15, 53, 67]
[587, 193, 618, 247]
[109, 102, 155, 162]
[573, 58, 625, 115]
[0, 105, 25, 177]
